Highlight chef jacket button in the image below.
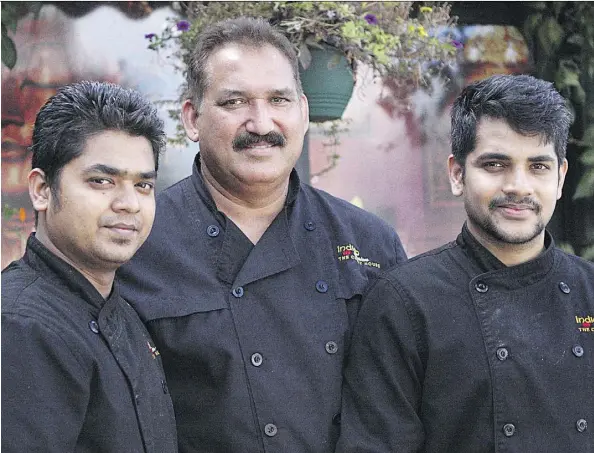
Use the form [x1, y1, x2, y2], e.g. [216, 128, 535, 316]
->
[88, 320, 100, 334]
[251, 352, 263, 367]
[162, 380, 169, 394]
[232, 286, 244, 298]
[475, 281, 488, 293]
[332, 412, 341, 425]
[325, 341, 338, 354]
[576, 419, 587, 433]
[572, 345, 584, 357]
[502, 423, 515, 437]
[316, 280, 329, 293]
[496, 347, 509, 361]
[304, 220, 316, 231]
[264, 423, 277, 437]
[206, 225, 220, 237]
[558, 281, 570, 294]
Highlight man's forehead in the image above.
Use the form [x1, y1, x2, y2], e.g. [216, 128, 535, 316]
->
[205, 44, 295, 82]
[474, 118, 556, 157]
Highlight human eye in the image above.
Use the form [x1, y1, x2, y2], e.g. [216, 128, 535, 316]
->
[88, 177, 114, 187]
[531, 162, 551, 172]
[136, 181, 155, 193]
[482, 161, 505, 172]
[270, 96, 290, 105]
[218, 98, 246, 108]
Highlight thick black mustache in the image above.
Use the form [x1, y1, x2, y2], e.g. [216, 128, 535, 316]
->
[233, 131, 286, 150]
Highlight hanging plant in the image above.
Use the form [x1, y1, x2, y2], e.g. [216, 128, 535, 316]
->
[145, 1, 457, 145]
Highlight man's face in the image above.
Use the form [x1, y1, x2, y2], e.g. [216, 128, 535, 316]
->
[449, 117, 568, 247]
[189, 44, 309, 191]
[36, 130, 157, 273]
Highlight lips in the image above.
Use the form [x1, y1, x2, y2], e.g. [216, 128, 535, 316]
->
[104, 222, 139, 236]
[495, 204, 536, 220]
[497, 204, 534, 211]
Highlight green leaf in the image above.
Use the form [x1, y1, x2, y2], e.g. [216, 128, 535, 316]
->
[582, 126, 594, 146]
[1, 25, 17, 69]
[579, 148, 594, 166]
[573, 167, 594, 200]
[523, 13, 543, 42]
[536, 17, 564, 57]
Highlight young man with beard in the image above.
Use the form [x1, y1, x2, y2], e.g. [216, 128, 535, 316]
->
[118, 17, 407, 453]
[336, 74, 594, 452]
[2, 81, 177, 452]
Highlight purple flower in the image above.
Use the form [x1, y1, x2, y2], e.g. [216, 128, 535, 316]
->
[144, 33, 157, 40]
[364, 13, 378, 25]
[451, 39, 463, 50]
[176, 20, 190, 31]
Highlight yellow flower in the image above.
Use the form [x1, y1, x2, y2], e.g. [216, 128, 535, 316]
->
[417, 25, 428, 37]
[420, 6, 433, 13]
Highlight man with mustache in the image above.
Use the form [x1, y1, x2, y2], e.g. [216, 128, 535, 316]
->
[2, 81, 178, 452]
[118, 17, 407, 453]
[335, 74, 594, 452]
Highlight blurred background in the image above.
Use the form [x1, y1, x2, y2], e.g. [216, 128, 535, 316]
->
[2, 1, 593, 268]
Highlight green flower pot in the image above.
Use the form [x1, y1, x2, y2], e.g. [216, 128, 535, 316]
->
[299, 46, 355, 122]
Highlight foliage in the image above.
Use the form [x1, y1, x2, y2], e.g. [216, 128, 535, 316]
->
[145, 1, 456, 145]
[1, 2, 42, 69]
[523, 1, 594, 260]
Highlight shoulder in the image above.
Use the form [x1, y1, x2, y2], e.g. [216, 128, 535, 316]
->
[1, 259, 40, 310]
[2, 263, 91, 348]
[299, 184, 394, 231]
[298, 184, 408, 266]
[381, 240, 460, 286]
[553, 248, 594, 278]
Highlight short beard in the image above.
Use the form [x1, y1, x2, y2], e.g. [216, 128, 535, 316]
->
[465, 198, 545, 245]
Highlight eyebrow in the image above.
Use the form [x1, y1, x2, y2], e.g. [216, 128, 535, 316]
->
[218, 88, 296, 98]
[527, 155, 556, 163]
[82, 164, 157, 180]
[474, 153, 556, 163]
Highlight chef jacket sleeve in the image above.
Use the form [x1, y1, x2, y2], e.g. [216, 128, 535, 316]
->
[335, 276, 425, 453]
[1, 313, 90, 453]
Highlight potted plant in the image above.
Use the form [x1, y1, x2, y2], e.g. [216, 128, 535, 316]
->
[146, 1, 457, 142]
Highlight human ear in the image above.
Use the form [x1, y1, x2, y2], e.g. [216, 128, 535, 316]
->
[448, 154, 464, 197]
[181, 99, 200, 142]
[300, 93, 310, 134]
[28, 168, 51, 212]
[556, 158, 569, 200]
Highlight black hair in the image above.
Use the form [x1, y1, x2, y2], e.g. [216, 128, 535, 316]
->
[186, 17, 302, 107]
[31, 80, 166, 197]
[451, 74, 573, 167]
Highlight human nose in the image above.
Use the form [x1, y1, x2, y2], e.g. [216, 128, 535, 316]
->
[112, 183, 141, 213]
[245, 100, 274, 136]
[502, 167, 533, 197]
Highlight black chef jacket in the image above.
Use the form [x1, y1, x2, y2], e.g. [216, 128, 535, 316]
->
[118, 154, 407, 453]
[336, 224, 594, 453]
[1, 234, 178, 453]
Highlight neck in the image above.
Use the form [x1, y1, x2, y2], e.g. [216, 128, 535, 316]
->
[34, 228, 115, 299]
[467, 223, 546, 267]
[201, 166, 289, 244]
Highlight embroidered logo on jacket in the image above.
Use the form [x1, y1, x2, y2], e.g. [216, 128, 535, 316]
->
[147, 341, 160, 359]
[576, 315, 593, 333]
[337, 244, 381, 268]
